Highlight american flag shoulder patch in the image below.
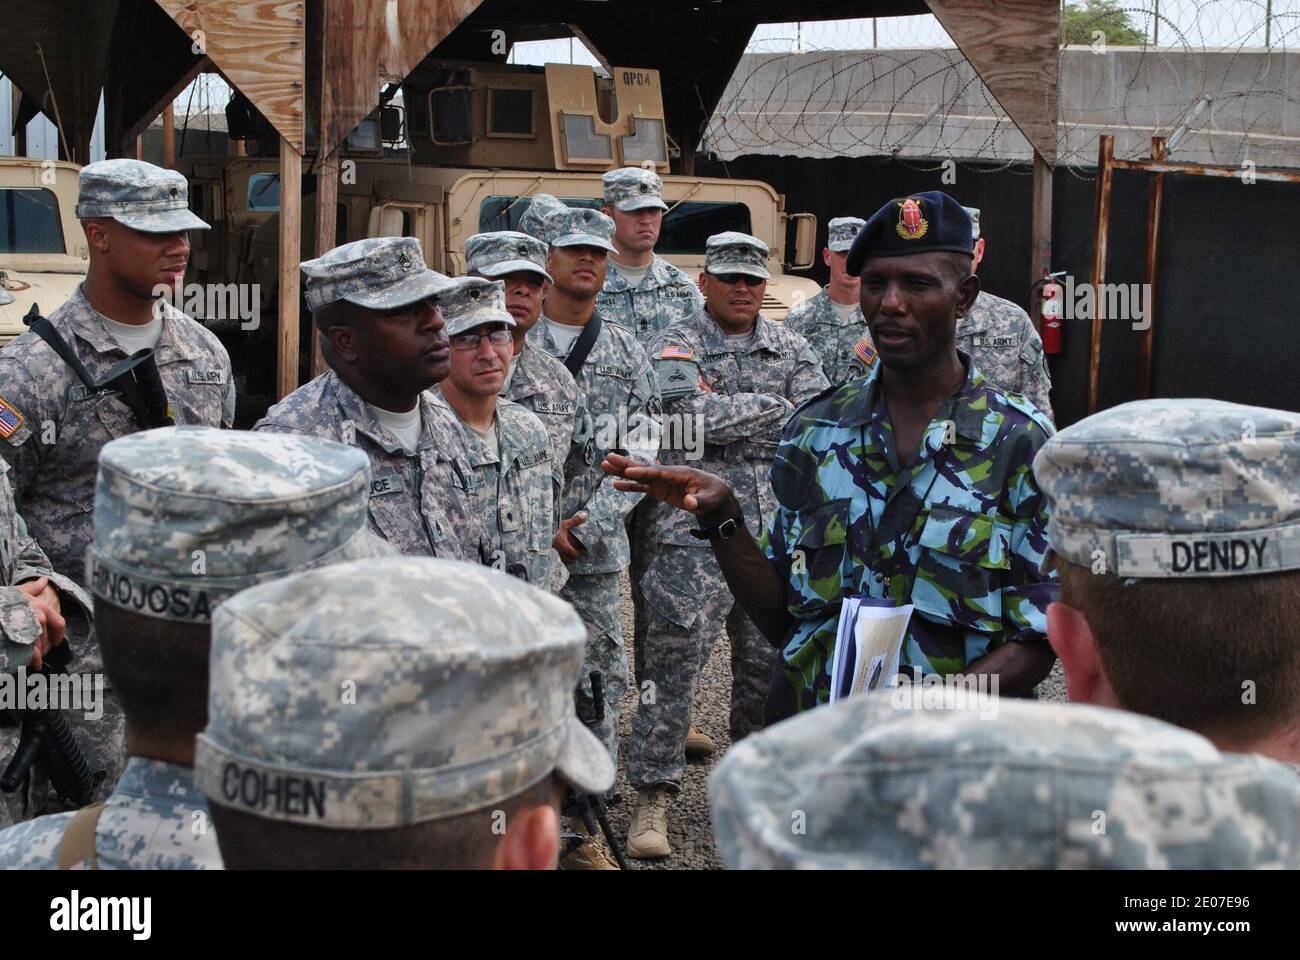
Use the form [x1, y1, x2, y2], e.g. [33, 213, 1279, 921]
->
[0, 396, 25, 439]
[661, 345, 695, 361]
[853, 335, 878, 368]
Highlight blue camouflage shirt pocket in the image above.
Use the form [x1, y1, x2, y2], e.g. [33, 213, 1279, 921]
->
[912, 503, 1011, 633]
[785, 498, 851, 618]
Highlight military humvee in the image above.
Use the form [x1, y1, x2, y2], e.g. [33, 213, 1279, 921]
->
[179, 60, 820, 324]
[0, 159, 87, 345]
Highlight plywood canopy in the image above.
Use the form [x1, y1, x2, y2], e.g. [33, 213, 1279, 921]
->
[155, 0, 307, 153]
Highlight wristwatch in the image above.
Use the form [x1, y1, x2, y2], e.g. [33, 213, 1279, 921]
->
[690, 514, 742, 541]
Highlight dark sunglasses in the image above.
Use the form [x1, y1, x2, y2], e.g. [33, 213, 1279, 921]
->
[712, 273, 765, 287]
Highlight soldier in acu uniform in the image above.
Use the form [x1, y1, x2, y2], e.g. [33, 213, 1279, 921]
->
[196, 556, 615, 870]
[466, 230, 593, 530]
[519, 196, 659, 766]
[255, 237, 486, 562]
[956, 206, 1054, 422]
[710, 693, 1300, 869]
[435, 277, 559, 591]
[623, 232, 827, 860]
[784, 216, 878, 383]
[1036, 398, 1300, 770]
[0, 426, 391, 868]
[0, 159, 235, 818]
[596, 166, 703, 342]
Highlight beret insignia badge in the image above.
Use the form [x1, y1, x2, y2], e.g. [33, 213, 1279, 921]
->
[895, 198, 929, 241]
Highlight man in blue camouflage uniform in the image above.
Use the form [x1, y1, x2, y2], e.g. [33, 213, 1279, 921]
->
[0, 426, 391, 868]
[603, 192, 1056, 720]
[1037, 398, 1300, 770]
[784, 216, 878, 384]
[255, 238, 487, 562]
[0, 159, 235, 821]
[956, 206, 1054, 422]
[596, 167, 703, 342]
[626, 232, 827, 859]
[434, 277, 559, 591]
[710, 692, 1300, 869]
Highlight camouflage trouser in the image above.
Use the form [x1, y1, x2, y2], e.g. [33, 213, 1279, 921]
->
[627, 544, 776, 791]
[625, 499, 655, 686]
[0, 687, 126, 828]
[563, 571, 628, 775]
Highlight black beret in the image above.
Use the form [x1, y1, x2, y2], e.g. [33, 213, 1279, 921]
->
[845, 191, 974, 276]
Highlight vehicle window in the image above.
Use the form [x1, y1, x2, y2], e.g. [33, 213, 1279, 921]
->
[0, 188, 65, 254]
[477, 196, 750, 255]
[247, 173, 281, 212]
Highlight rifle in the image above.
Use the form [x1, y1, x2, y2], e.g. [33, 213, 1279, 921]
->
[24, 304, 174, 430]
[562, 670, 629, 869]
[0, 643, 105, 806]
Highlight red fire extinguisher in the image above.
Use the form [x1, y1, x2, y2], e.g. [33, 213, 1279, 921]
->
[1039, 271, 1066, 355]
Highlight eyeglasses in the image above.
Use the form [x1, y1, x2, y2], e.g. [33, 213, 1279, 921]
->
[712, 273, 766, 287]
[450, 327, 513, 351]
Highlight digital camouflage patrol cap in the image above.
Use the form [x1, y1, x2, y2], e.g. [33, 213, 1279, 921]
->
[711, 693, 1300, 869]
[704, 231, 770, 280]
[195, 556, 616, 828]
[602, 167, 669, 213]
[439, 277, 516, 338]
[518, 193, 617, 253]
[87, 426, 393, 623]
[465, 230, 552, 283]
[75, 159, 210, 233]
[846, 191, 974, 276]
[962, 206, 982, 241]
[301, 237, 455, 312]
[1033, 398, 1300, 579]
[826, 216, 865, 253]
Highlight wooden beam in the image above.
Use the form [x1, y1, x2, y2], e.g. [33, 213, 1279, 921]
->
[162, 102, 176, 167]
[10, 85, 22, 156]
[312, 150, 339, 379]
[925, 0, 1059, 163]
[155, 0, 306, 153]
[1087, 134, 1114, 416]
[1029, 150, 1052, 332]
[277, 139, 302, 399]
[321, 0, 486, 156]
[1137, 136, 1165, 400]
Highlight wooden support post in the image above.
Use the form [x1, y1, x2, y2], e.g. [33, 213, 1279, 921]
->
[1087, 134, 1114, 416]
[1029, 150, 1053, 332]
[10, 86, 23, 157]
[277, 140, 302, 399]
[1137, 137, 1166, 399]
[162, 103, 176, 167]
[232, 138, 246, 157]
[311, 150, 339, 378]
[135, 135, 143, 160]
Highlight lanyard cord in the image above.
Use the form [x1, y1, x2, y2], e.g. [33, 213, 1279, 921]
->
[858, 422, 946, 600]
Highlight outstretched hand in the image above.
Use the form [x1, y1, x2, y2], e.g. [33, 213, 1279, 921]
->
[601, 453, 738, 521]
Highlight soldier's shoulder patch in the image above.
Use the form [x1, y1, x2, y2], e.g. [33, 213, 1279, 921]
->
[853, 334, 878, 369]
[0, 396, 26, 439]
[660, 345, 695, 361]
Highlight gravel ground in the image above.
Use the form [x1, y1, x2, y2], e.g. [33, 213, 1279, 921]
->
[601, 574, 1068, 871]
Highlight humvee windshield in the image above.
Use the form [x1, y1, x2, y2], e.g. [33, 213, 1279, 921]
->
[0, 188, 65, 254]
[478, 196, 751, 255]
[248, 173, 282, 212]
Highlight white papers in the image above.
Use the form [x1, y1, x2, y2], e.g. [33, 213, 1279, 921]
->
[829, 598, 912, 703]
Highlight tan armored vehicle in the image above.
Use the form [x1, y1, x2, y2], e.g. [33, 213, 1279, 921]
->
[0, 159, 87, 345]
[179, 60, 819, 324]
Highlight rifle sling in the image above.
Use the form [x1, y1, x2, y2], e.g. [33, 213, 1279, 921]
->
[563, 311, 602, 379]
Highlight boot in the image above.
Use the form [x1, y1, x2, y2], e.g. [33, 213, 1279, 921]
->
[627, 785, 672, 859]
[559, 820, 621, 870]
[685, 725, 717, 760]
